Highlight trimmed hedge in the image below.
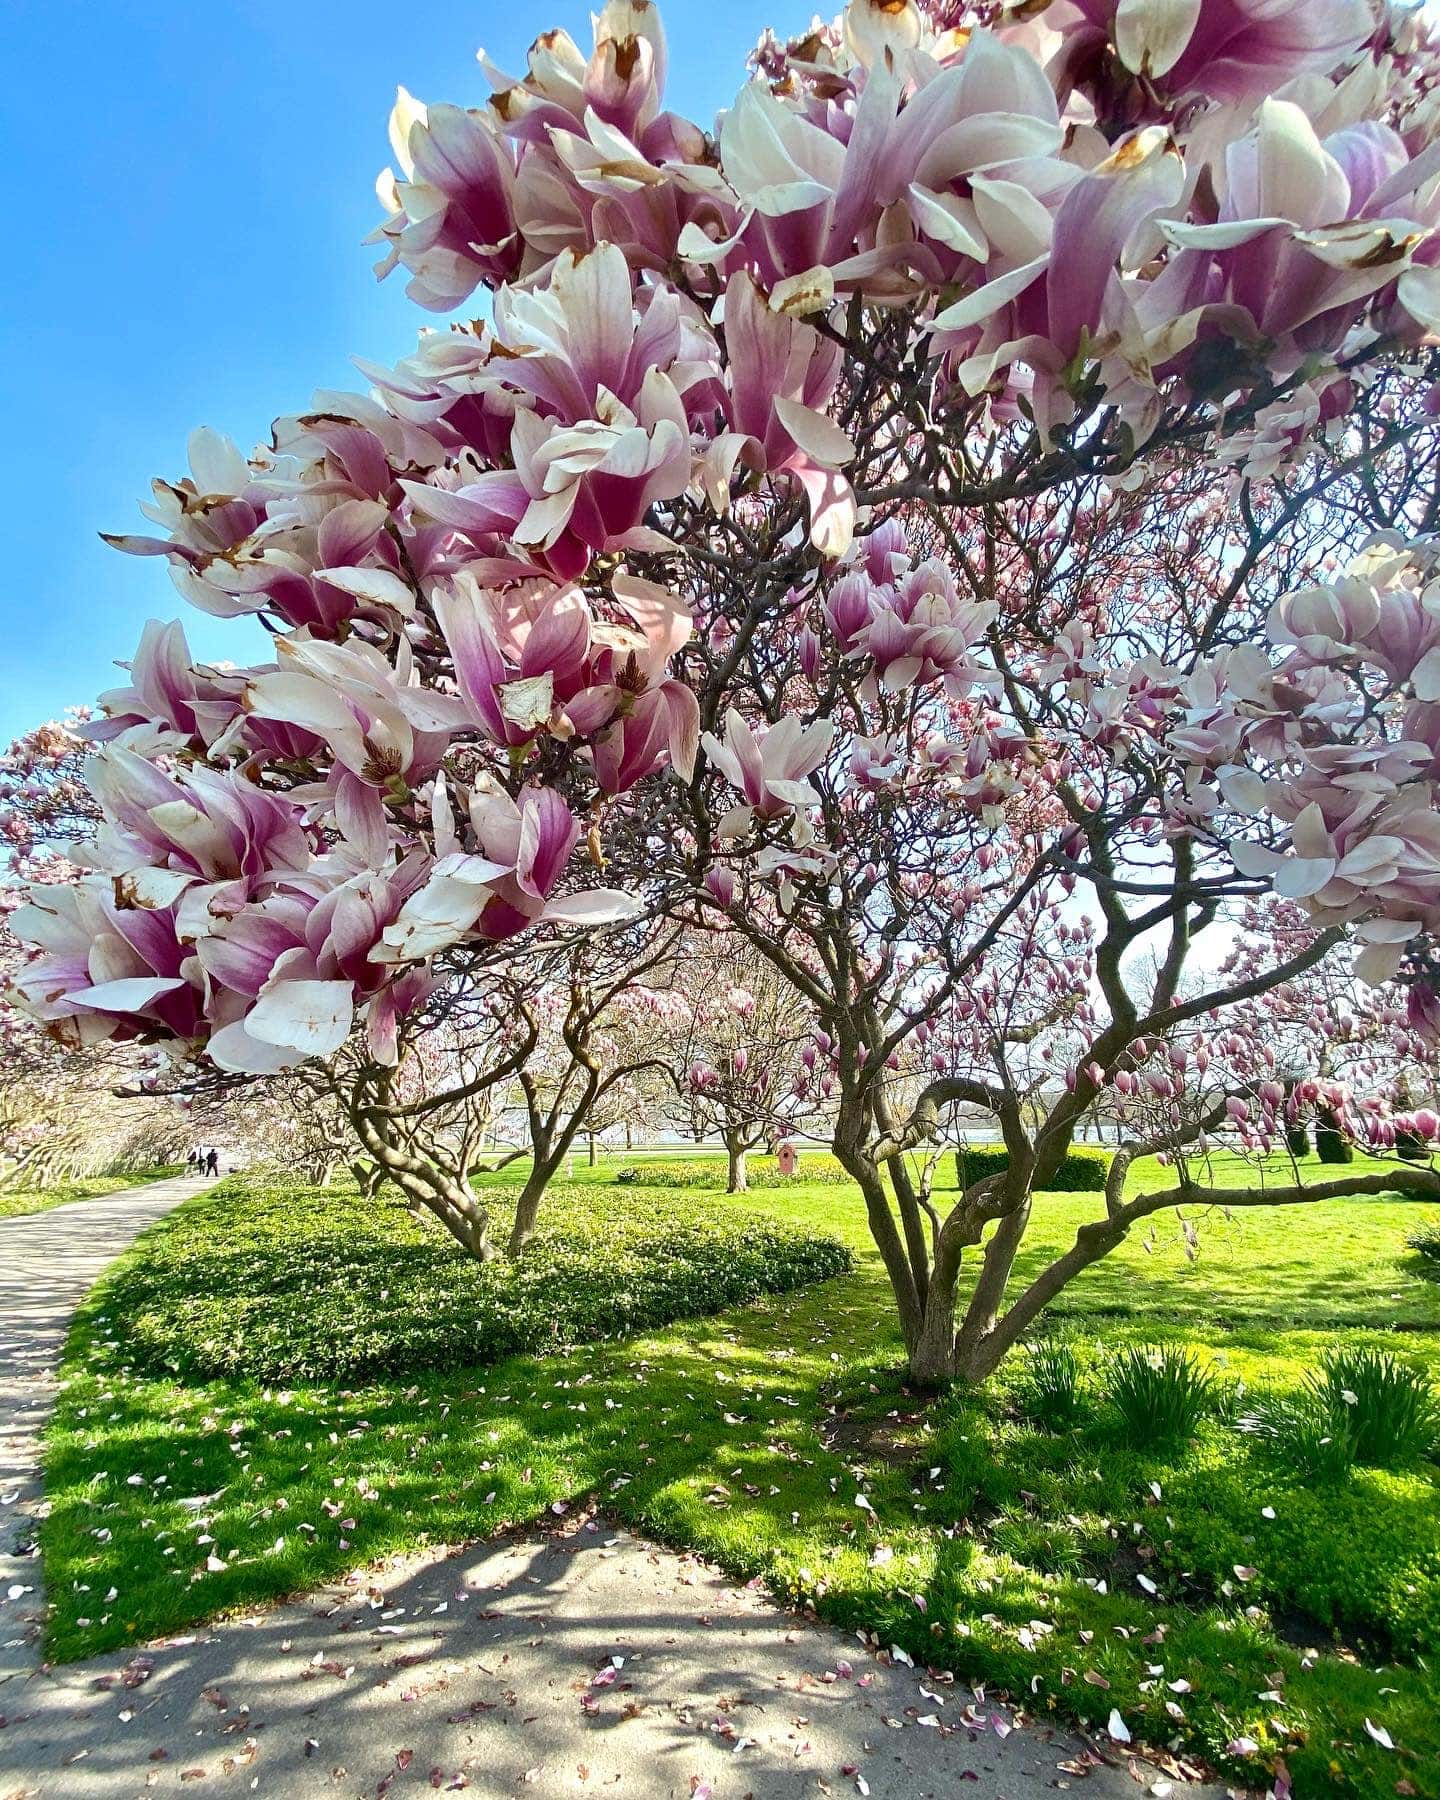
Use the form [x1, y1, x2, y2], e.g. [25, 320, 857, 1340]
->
[1316, 1106, 1355, 1164]
[619, 1147, 1116, 1195]
[92, 1175, 853, 1383]
[616, 1153, 852, 1188]
[955, 1143, 1112, 1193]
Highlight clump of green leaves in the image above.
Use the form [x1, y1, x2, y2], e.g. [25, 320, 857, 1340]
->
[1238, 1346, 1437, 1476]
[1106, 1344, 1218, 1446]
[1236, 1390, 1361, 1482]
[1314, 1346, 1437, 1468]
[99, 1175, 852, 1382]
[1016, 1341, 1086, 1429]
[1408, 1221, 1440, 1273]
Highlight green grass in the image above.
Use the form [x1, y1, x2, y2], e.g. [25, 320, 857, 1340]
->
[0, 1165, 183, 1220]
[41, 1151, 1440, 1798]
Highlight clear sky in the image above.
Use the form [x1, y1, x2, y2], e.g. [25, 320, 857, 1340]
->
[0, 0, 780, 741]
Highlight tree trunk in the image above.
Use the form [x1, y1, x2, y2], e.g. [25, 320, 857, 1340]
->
[726, 1136, 749, 1192]
[908, 1285, 959, 1384]
[351, 1111, 495, 1260]
[508, 1172, 547, 1257]
[587, 1130, 598, 1166]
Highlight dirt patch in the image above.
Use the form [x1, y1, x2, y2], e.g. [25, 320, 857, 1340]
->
[821, 1399, 933, 1468]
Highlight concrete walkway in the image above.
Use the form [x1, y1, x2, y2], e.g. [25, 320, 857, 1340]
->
[0, 1177, 1229, 1800]
[0, 1173, 215, 1685]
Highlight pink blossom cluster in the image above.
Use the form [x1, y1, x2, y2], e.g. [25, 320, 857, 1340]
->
[8, 0, 1440, 1086]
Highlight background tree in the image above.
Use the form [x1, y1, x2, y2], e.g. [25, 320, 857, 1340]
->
[656, 929, 821, 1190]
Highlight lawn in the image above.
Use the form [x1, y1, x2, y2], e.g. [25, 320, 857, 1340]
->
[41, 1150, 1440, 1798]
[0, 1164, 183, 1220]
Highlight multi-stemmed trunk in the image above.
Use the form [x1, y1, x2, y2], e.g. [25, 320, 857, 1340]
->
[349, 1104, 496, 1261]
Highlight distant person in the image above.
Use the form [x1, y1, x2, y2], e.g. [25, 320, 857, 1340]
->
[206, 1148, 220, 1178]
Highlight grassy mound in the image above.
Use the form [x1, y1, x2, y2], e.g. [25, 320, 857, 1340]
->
[96, 1174, 852, 1382]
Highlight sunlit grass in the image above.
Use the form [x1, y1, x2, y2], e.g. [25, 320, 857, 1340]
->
[0, 1165, 183, 1220]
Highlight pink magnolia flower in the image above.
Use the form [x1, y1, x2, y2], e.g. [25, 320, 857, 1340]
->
[436, 570, 698, 791]
[855, 559, 995, 693]
[377, 782, 640, 963]
[400, 244, 705, 580]
[105, 411, 443, 636]
[1157, 101, 1434, 366]
[700, 708, 835, 833]
[705, 274, 856, 557]
[371, 87, 524, 310]
[1059, 0, 1372, 110]
[8, 879, 204, 1046]
[198, 856, 432, 1072]
[243, 636, 472, 863]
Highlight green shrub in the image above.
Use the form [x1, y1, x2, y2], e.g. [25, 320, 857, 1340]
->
[1016, 1342, 1085, 1429]
[96, 1176, 853, 1383]
[1408, 1222, 1440, 1271]
[1106, 1345, 1217, 1446]
[1315, 1106, 1354, 1164]
[615, 1154, 851, 1188]
[1284, 1122, 1310, 1158]
[954, 1144, 1111, 1193]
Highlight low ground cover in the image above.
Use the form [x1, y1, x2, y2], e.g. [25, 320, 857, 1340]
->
[0, 1165, 183, 1221]
[41, 1152, 1440, 1797]
[96, 1176, 852, 1381]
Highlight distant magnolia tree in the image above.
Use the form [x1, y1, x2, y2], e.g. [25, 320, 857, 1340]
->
[12, 0, 1440, 1379]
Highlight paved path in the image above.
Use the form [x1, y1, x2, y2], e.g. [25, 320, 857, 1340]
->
[0, 1177, 1229, 1800]
[0, 1174, 215, 1683]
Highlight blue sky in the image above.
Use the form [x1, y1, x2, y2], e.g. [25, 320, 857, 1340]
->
[0, 0, 779, 741]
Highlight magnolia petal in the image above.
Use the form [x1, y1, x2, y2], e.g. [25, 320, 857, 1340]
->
[499, 671, 556, 731]
[208, 1020, 305, 1074]
[930, 254, 1048, 333]
[843, 0, 921, 69]
[1410, 643, 1440, 701]
[315, 566, 417, 615]
[1229, 841, 1284, 878]
[112, 866, 196, 910]
[247, 979, 355, 1057]
[544, 888, 644, 925]
[71, 976, 187, 1013]
[773, 397, 856, 469]
[796, 464, 857, 559]
[1115, 0, 1201, 77]
[770, 266, 835, 317]
[1398, 264, 1440, 333]
[1353, 940, 1405, 986]
[1274, 855, 1338, 899]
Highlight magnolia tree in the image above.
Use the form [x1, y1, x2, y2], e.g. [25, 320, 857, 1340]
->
[650, 929, 822, 1188]
[501, 921, 678, 1246]
[11, 0, 1440, 1380]
[0, 720, 190, 1185]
